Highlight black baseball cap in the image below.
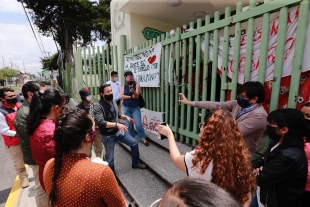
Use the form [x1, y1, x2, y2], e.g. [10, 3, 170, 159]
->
[79, 88, 91, 97]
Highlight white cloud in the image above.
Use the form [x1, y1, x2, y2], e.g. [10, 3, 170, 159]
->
[0, 0, 24, 14]
[0, 23, 57, 74]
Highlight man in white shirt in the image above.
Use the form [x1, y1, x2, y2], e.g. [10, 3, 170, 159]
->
[106, 71, 122, 110]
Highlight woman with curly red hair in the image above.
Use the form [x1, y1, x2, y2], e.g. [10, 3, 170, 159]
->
[158, 109, 256, 206]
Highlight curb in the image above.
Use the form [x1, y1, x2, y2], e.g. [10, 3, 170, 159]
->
[4, 165, 29, 207]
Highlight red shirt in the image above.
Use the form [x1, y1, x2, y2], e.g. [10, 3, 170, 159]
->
[30, 119, 56, 190]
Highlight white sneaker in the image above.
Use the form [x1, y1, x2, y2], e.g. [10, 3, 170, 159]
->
[20, 176, 29, 188]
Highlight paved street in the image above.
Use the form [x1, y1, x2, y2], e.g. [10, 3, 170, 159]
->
[0, 137, 16, 207]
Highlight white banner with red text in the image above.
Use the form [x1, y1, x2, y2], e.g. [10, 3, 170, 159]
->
[201, 6, 310, 84]
[124, 43, 162, 87]
[141, 108, 163, 139]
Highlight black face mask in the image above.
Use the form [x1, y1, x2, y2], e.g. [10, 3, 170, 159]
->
[266, 125, 282, 142]
[127, 81, 134, 85]
[104, 94, 113, 101]
[237, 96, 251, 108]
[5, 97, 18, 104]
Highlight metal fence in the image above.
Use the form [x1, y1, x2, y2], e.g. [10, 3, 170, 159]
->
[70, 0, 309, 146]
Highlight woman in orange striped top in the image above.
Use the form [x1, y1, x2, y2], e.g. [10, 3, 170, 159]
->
[43, 109, 126, 207]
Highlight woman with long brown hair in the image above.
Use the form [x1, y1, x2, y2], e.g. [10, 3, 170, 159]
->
[158, 109, 256, 206]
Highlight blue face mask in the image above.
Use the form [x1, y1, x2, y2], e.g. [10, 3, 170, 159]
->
[237, 96, 251, 108]
[114, 77, 118, 82]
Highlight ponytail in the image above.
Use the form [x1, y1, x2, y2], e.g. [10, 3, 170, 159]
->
[27, 92, 42, 136]
[49, 109, 92, 206]
[27, 89, 65, 136]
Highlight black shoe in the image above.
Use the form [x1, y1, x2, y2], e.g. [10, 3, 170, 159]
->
[143, 141, 150, 146]
[132, 163, 147, 169]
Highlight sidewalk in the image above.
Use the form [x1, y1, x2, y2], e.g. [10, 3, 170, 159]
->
[5, 148, 132, 207]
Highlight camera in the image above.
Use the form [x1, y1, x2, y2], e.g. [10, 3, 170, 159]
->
[160, 122, 167, 140]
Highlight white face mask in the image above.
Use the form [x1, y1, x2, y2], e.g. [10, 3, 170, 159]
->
[86, 95, 92, 102]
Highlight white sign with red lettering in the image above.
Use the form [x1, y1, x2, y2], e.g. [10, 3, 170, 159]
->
[201, 6, 310, 84]
[141, 108, 163, 139]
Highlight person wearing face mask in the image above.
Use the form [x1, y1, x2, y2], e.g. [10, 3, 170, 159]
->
[300, 102, 310, 207]
[93, 84, 147, 173]
[252, 108, 307, 207]
[77, 87, 103, 159]
[120, 71, 149, 146]
[14, 82, 50, 206]
[43, 109, 126, 207]
[106, 71, 122, 110]
[179, 81, 267, 155]
[0, 87, 29, 189]
[27, 89, 67, 191]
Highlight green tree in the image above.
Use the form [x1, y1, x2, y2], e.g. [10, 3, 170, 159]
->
[0, 67, 20, 80]
[40, 53, 59, 71]
[18, 0, 111, 64]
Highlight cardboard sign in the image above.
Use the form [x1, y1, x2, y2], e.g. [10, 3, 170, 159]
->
[141, 108, 163, 139]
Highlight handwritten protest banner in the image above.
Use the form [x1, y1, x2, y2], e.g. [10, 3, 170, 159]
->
[201, 6, 310, 84]
[124, 43, 162, 87]
[141, 108, 163, 139]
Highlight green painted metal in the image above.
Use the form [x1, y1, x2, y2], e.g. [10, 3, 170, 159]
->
[193, 19, 202, 136]
[257, 0, 271, 84]
[220, 7, 231, 102]
[160, 34, 165, 114]
[97, 46, 102, 88]
[186, 22, 195, 144]
[92, 46, 98, 100]
[201, 16, 211, 121]
[164, 32, 170, 123]
[211, 12, 220, 102]
[244, 0, 256, 81]
[102, 45, 107, 84]
[83, 47, 88, 88]
[169, 42, 175, 127]
[120, 35, 127, 78]
[174, 28, 181, 136]
[231, 2, 243, 100]
[269, 7, 288, 112]
[75, 47, 83, 93]
[179, 25, 187, 143]
[288, 0, 310, 108]
[70, 0, 309, 147]
[88, 47, 93, 93]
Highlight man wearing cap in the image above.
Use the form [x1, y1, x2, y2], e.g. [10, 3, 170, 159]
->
[77, 88, 103, 158]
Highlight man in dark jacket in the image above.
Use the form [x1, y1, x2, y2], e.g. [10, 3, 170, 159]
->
[76, 87, 103, 158]
[93, 84, 147, 172]
[14, 82, 49, 207]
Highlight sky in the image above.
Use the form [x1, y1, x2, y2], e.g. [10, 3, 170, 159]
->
[0, 0, 59, 75]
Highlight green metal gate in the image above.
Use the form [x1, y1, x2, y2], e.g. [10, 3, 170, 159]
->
[71, 0, 309, 146]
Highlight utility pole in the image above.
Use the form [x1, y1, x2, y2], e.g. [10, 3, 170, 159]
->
[23, 60, 26, 73]
[2, 56, 5, 68]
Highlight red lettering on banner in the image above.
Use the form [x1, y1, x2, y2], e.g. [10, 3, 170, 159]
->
[240, 35, 247, 46]
[284, 37, 295, 60]
[238, 57, 246, 73]
[270, 20, 279, 36]
[287, 8, 299, 24]
[142, 115, 148, 129]
[254, 29, 262, 42]
[142, 115, 160, 133]
[251, 58, 260, 72]
[267, 46, 277, 64]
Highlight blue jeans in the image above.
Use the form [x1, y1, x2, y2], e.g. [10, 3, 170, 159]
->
[101, 131, 140, 172]
[123, 106, 146, 140]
